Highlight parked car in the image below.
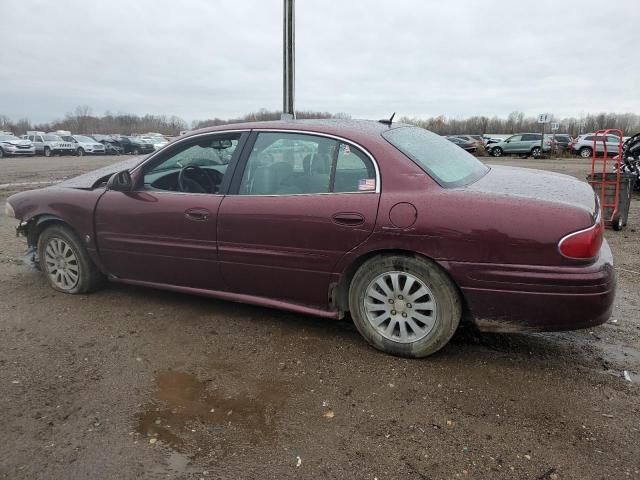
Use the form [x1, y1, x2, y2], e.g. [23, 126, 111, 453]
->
[545, 133, 572, 151]
[102, 139, 125, 155]
[0, 133, 35, 157]
[484, 137, 504, 146]
[117, 136, 155, 155]
[571, 133, 622, 158]
[449, 135, 484, 147]
[485, 133, 552, 157]
[135, 135, 169, 151]
[446, 136, 477, 153]
[53, 132, 106, 156]
[4, 120, 614, 358]
[22, 131, 75, 157]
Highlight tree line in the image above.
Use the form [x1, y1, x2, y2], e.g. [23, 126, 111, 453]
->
[1, 107, 639, 137]
[399, 111, 640, 137]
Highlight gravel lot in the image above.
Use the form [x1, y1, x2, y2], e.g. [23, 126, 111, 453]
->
[1, 154, 638, 479]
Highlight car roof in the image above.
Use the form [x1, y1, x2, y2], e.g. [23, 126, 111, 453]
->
[183, 119, 409, 144]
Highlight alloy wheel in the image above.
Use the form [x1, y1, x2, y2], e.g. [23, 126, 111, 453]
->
[363, 271, 438, 343]
[43, 237, 80, 290]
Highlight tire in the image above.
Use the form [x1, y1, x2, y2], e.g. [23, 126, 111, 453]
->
[37, 224, 105, 294]
[531, 147, 542, 158]
[579, 147, 592, 158]
[77, 148, 85, 157]
[0, 148, 4, 158]
[44, 147, 51, 158]
[132, 148, 140, 155]
[612, 214, 623, 231]
[348, 255, 462, 358]
[491, 147, 503, 157]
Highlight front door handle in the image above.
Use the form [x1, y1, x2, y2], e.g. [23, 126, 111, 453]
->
[184, 208, 211, 221]
[332, 212, 365, 226]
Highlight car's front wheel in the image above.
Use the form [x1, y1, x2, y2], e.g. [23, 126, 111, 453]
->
[76, 148, 85, 157]
[37, 224, 105, 294]
[44, 147, 51, 157]
[579, 147, 593, 158]
[348, 255, 462, 358]
[132, 148, 140, 155]
[491, 147, 503, 157]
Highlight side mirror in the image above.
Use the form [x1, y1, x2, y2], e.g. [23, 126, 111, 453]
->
[107, 170, 133, 192]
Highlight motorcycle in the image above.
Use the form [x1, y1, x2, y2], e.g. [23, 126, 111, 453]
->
[614, 133, 640, 191]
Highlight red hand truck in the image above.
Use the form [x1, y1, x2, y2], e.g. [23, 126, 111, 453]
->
[587, 129, 624, 230]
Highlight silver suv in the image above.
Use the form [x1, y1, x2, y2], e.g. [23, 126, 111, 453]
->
[54, 133, 106, 156]
[22, 131, 75, 157]
[571, 133, 621, 158]
[486, 133, 552, 157]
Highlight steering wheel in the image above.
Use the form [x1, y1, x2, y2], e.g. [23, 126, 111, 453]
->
[178, 165, 213, 193]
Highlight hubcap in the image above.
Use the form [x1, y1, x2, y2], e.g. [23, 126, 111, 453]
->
[581, 149, 591, 158]
[44, 237, 79, 290]
[363, 271, 438, 343]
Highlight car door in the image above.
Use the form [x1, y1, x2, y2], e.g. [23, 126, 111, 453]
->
[217, 130, 380, 308]
[503, 135, 521, 153]
[32, 135, 44, 153]
[94, 131, 248, 290]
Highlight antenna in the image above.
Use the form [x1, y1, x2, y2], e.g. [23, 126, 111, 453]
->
[378, 112, 396, 126]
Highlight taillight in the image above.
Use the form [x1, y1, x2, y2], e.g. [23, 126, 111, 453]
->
[558, 218, 603, 259]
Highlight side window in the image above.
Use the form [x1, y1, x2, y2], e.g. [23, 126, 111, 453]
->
[239, 132, 338, 195]
[333, 143, 376, 193]
[35, 135, 43, 142]
[584, 135, 594, 141]
[143, 134, 241, 194]
[508, 135, 522, 142]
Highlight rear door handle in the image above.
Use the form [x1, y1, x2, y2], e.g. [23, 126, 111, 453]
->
[184, 208, 211, 221]
[332, 212, 365, 226]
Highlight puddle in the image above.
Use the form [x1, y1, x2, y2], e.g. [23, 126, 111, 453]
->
[136, 368, 286, 457]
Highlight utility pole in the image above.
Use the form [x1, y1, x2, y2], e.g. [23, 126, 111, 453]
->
[282, 0, 295, 120]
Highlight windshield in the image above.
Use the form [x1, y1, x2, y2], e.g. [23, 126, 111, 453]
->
[0, 134, 19, 141]
[44, 134, 62, 141]
[382, 126, 488, 187]
[74, 135, 94, 143]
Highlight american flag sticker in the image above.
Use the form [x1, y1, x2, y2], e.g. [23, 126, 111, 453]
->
[358, 178, 376, 191]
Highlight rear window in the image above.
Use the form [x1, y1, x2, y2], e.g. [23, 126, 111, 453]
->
[383, 126, 489, 188]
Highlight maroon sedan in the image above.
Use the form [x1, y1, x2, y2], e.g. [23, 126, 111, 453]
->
[5, 120, 615, 357]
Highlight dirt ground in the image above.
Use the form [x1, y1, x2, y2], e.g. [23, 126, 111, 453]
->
[0, 154, 638, 480]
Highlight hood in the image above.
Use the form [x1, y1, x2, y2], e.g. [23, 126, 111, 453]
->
[2, 139, 31, 146]
[468, 165, 597, 218]
[57, 156, 145, 189]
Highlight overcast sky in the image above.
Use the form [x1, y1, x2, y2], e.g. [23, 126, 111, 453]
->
[2, 0, 639, 123]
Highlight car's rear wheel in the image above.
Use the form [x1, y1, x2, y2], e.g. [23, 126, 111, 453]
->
[132, 148, 140, 155]
[38, 224, 105, 294]
[531, 147, 542, 157]
[348, 255, 461, 358]
[491, 147, 503, 157]
[44, 147, 51, 157]
[579, 147, 592, 158]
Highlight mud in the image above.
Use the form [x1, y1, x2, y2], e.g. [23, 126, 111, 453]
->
[0, 155, 639, 479]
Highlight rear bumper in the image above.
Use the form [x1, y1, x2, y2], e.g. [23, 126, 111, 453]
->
[445, 240, 615, 332]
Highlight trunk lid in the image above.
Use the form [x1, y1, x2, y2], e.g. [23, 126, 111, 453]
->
[467, 165, 597, 219]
